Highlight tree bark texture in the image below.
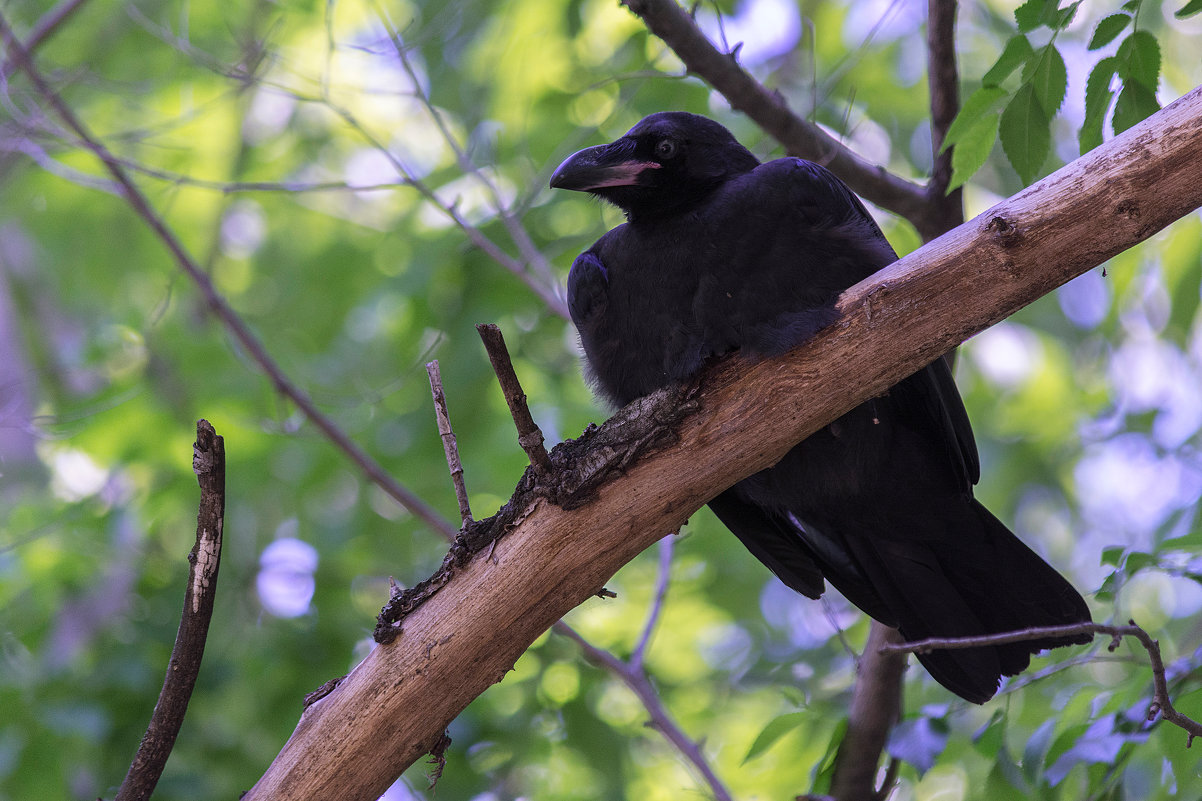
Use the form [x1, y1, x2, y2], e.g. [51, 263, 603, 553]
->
[243, 86, 1202, 801]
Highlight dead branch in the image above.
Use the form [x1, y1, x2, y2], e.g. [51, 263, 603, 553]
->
[113, 420, 225, 801]
[426, 361, 473, 527]
[476, 323, 553, 476]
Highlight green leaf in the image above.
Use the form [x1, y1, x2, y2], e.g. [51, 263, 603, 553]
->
[999, 84, 1051, 184]
[1014, 0, 1079, 30]
[983, 35, 1036, 86]
[1015, 0, 1053, 31]
[1088, 14, 1131, 50]
[1159, 532, 1202, 551]
[1121, 0, 1140, 10]
[1112, 79, 1161, 134]
[948, 111, 1001, 192]
[1117, 30, 1161, 91]
[809, 719, 848, 794]
[1123, 549, 1157, 573]
[973, 710, 1007, 759]
[942, 86, 1008, 150]
[1177, 0, 1202, 17]
[1080, 56, 1120, 153]
[742, 712, 808, 764]
[1023, 44, 1068, 116]
[1101, 545, 1126, 567]
[1054, 0, 1083, 29]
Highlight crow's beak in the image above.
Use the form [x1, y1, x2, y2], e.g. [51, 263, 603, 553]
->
[549, 143, 660, 192]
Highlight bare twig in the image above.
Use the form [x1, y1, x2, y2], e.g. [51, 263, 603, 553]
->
[619, 0, 929, 227]
[426, 360, 473, 527]
[631, 536, 674, 671]
[884, 621, 1202, 744]
[0, 0, 91, 80]
[324, 102, 571, 319]
[114, 420, 225, 801]
[475, 323, 552, 476]
[372, 8, 563, 297]
[0, 14, 456, 540]
[553, 620, 735, 801]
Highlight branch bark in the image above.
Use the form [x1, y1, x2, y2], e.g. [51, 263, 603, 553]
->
[115, 420, 225, 801]
[242, 87, 1202, 801]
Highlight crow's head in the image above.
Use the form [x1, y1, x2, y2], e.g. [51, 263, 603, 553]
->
[550, 112, 759, 221]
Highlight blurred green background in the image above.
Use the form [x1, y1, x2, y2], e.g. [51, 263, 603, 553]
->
[3, 0, 1202, 798]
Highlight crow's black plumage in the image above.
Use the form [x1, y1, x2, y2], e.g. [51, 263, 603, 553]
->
[550, 111, 1091, 703]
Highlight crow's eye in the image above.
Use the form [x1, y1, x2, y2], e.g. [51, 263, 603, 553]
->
[655, 139, 679, 160]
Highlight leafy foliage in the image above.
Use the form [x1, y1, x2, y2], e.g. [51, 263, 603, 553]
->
[0, 0, 1201, 799]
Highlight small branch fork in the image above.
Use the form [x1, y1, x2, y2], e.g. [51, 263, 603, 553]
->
[416, 326, 729, 799]
[113, 420, 226, 801]
[884, 621, 1202, 745]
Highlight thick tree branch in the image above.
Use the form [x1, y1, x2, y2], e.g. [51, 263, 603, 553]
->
[621, 0, 930, 227]
[114, 420, 225, 801]
[243, 87, 1202, 801]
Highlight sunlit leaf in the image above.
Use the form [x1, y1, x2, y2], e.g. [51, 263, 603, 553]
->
[1117, 30, 1161, 91]
[1015, 0, 1054, 31]
[1101, 545, 1126, 567]
[1089, 14, 1131, 50]
[999, 84, 1051, 184]
[948, 110, 1000, 192]
[942, 86, 1007, 150]
[742, 712, 808, 764]
[1023, 44, 1068, 116]
[1113, 79, 1161, 134]
[1080, 56, 1120, 152]
[983, 34, 1036, 86]
[1177, 0, 1202, 17]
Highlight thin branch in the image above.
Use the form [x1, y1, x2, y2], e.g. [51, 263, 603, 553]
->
[114, 420, 225, 801]
[883, 621, 1202, 744]
[0, 0, 91, 80]
[923, 0, 964, 240]
[631, 535, 674, 671]
[324, 101, 571, 319]
[620, 0, 929, 227]
[372, 8, 563, 296]
[475, 324, 552, 476]
[426, 361, 473, 527]
[0, 14, 456, 540]
[553, 620, 735, 801]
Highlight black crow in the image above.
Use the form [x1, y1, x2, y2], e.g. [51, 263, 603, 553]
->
[550, 111, 1091, 703]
